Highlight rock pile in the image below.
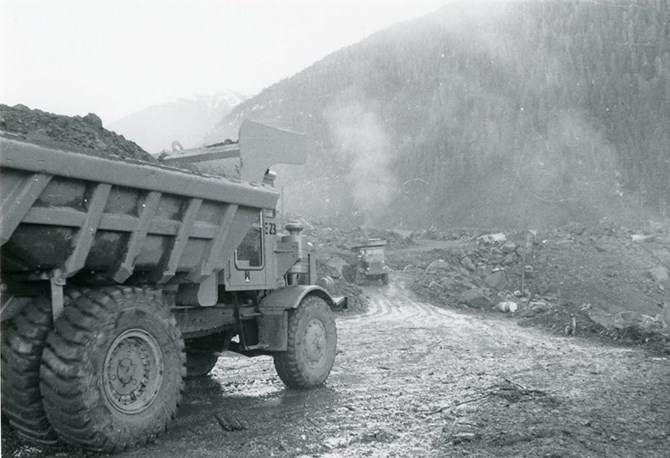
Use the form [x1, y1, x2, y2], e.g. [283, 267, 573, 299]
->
[407, 221, 670, 343]
[0, 104, 155, 162]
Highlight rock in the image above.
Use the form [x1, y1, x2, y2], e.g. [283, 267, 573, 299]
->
[523, 265, 534, 278]
[529, 301, 549, 313]
[426, 259, 450, 273]
[660, 302, 669, 329]
[460, 257, 476, 271]
[613, 311, 641, 329]
[478, 233, 506, 243]
[496, 301, 517, 312]
[537, 281, 557, 297]
[451, 432, 478, 444]
[26, 128, 51, 142]
[317, 276, 335, 291]
[458, 289, 493, 308]
[566, 222, 586, 235]
[83, 112, 103, 129]
[502, 253, 517, 265]
[484, 270, 507, 289]
[649, 266, 669, 283]
[502, 242, 518, 253]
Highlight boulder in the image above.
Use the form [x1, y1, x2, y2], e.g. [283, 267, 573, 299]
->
[502, 242, 518, 253]
[426, 259, 450, 273]
[460, 256, 476, 271]
[566, 222, 587, 235]
[649, 266, 669, 283]
[502, 253, 517, 265]
[458, 289, 493, 308]
[83, 112, 103, 129]
[484, 270, 507, 289]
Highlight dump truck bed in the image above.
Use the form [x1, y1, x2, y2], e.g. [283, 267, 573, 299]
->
[0, 137, 279, 284]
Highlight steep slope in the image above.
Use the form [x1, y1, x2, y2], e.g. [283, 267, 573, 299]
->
[208, 0, 669, 228]
[110, 92, 246, 154]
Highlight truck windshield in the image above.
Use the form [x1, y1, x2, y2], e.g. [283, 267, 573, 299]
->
[363, 248, 384, 256]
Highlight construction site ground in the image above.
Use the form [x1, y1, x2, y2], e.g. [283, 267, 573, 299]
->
[4, 279, 668, 457]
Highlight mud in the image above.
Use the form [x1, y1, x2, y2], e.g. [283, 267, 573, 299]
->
[5, 278, 668, 457]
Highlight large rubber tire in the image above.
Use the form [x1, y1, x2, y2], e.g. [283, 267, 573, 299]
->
[1, 297, 58, 444]
[185, 351, 219, 378]
[273, 295, 337, 389]
[40, 287, 186, 453]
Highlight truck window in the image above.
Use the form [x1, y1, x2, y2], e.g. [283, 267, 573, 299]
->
[235, 214, 263, 269]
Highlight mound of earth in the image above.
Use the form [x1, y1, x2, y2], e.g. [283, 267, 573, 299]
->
[304, 216, 669, 349]
[0, 104, 155, 162]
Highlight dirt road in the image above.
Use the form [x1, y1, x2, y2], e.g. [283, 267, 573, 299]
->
[6, 280, 669, 457]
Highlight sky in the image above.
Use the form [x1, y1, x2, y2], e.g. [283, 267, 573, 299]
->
[1, 0, 448, 123]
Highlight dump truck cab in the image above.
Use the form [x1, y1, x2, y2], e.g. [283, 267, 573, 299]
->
[343, 238, 389, 285]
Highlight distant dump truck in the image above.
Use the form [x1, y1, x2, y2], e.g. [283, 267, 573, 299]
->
[342, 239, 389, 285]
[0, 120, 345, 452]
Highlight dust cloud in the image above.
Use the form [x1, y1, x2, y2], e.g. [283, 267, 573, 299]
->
[325, 94, 396, 226]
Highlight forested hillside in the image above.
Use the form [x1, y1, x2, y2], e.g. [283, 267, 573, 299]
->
[208, 0, 669, 228]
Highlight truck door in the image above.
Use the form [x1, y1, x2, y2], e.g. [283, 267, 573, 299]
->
[225, 211, 268, 289]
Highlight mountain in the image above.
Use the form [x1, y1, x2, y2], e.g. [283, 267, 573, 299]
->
[110, 91, 247, 154]
[207, 1, 669, 228]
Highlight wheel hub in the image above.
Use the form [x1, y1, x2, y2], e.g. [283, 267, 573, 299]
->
[302, 319, 327, 367]
[103, 329, 163, 414]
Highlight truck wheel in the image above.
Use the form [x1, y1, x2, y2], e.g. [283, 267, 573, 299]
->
[40, 287, 185, 453]
[382, 273, 389, 285]
[1, 297, 58, 445]
[185, 351, 219, 378]
[273, 295, 337, 389]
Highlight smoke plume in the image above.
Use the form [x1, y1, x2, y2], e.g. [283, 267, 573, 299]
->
[325, 93, 396, 225]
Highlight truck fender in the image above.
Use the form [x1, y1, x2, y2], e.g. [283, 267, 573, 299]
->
[258, 286, 345, 351]
[260, 285, 335, 312]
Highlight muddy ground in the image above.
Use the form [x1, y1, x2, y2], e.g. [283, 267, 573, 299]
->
[4, 277, 668, 457]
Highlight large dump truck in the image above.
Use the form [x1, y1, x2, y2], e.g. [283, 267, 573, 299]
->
[0, 120, 345, 452]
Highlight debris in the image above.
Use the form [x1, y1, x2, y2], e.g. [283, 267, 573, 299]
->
[496, 301, 518, 313]
[213, 412, 248, 432]
[649, 266, 669, 283]
[451, 432, 478, 444]
[426, 259, 450, 272]
[478, 233, 507, 244]
[0, 104, 154, 162]
[458, 289, 493, 308]
[317, 276, 335, 291]
[460, 257, 476, 271]
[565, 222, 587, 235]
[485, 270, 507, 289]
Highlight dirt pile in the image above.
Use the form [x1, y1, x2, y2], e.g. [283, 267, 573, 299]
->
[0, 104, 155, 162]
[403, 220, 670, 345]
[301, 215, 669, 347]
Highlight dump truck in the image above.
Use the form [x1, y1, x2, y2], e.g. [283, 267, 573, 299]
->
[0, 120, 345, 452]
[342, 238, 389, 285]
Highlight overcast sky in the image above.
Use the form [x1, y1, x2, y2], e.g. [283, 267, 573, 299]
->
[1, 0, 447, 123]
